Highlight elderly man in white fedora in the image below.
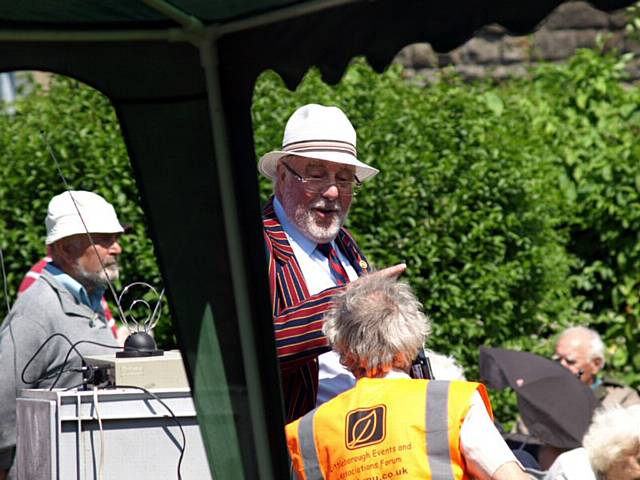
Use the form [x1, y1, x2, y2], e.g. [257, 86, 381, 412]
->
[0, 191, 123, 480]
[259, 104, 405, 422]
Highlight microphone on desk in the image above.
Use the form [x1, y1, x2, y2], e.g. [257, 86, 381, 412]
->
[115, 282, 164, 358]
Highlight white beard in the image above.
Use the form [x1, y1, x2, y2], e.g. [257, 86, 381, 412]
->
[281, 191, 347, 244]
[74, 260, 119, 289]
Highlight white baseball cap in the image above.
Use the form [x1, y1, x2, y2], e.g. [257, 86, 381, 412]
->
[45, 191, 125, 245]
[258, 104, 379, 182]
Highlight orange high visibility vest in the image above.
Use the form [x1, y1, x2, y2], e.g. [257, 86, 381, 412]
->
[286, 379, 493, 480]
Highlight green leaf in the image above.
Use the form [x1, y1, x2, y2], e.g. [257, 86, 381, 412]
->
[484, 92, 504, 116]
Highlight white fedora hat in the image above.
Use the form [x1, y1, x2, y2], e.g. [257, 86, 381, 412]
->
[258, 104, 379, 182]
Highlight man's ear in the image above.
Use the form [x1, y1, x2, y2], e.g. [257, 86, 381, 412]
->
[51, 238, 76, 265]
[275, 161, 286, 197]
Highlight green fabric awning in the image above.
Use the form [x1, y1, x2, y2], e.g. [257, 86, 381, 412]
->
[0, 0, 301, 25]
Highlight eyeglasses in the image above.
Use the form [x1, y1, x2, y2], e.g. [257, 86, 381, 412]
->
[282, 162, 361, 197]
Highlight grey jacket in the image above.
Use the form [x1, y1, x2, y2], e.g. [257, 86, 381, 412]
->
[0, 269, 119, 472]
[594, 376, 640, 409]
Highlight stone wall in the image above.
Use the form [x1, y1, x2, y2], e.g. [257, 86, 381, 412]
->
[395, 1, 640, 83]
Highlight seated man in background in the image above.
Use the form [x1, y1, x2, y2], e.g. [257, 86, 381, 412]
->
[0, 191, 123, 480]
[554, 326, 640, 408]
[286, 275, 528, 480]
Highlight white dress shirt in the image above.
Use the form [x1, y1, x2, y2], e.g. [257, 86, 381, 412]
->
[544, 448, 596, 480]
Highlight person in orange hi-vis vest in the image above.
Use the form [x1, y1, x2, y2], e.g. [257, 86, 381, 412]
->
[286, 275, 529, 480]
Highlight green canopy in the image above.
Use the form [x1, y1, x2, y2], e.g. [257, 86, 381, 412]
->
[0, 1, 633, 477]
[0, 0, 301, 25]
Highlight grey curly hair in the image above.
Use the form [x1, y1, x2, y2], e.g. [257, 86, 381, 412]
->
[322, 275, 431, 377]
[583, 405, 640, 476]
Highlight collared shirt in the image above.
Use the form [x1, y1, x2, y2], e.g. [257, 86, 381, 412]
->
[317, 351, 357, 405]
[273, 197, 358, 294]
[544, 448, 596, 480]
[44, 262, 106, 316]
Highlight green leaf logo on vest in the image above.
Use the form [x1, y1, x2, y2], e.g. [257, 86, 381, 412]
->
[345, 405, 386, 450]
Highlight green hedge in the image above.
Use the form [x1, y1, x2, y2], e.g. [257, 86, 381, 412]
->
[526, 50, 640, 378]
[1, 46, 639, 422]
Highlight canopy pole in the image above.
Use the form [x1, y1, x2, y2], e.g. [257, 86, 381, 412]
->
[198, 34, 276, 480]
[0, 30, 186, 42]
[141, 0, 204, 32]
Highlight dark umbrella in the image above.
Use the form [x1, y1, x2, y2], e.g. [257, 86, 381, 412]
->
[479, 346, 600, 449]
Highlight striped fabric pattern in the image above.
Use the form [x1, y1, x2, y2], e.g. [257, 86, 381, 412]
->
[263, 197, 370, 422]
[283, 139, 357, 157]
[18, 256, 118, 338]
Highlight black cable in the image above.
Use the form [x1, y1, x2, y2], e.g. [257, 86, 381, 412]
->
[49, 339, 120, 390]
[21, 332, 120, 389]
[115, 385, 186, 480]
[21, 333, 86, 384]
[40, 367, 84, 380]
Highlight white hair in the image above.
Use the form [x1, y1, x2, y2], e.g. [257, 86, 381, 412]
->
[323, 275, 431, 377]
[558, 326, 605, 363]
[583, 405, 640, 475]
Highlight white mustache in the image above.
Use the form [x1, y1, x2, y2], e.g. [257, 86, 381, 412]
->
[310, 200, 341, 212]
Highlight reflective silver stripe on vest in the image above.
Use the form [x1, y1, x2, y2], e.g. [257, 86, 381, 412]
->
[426, 381, 455, 480]
[298, 409, 323, 479]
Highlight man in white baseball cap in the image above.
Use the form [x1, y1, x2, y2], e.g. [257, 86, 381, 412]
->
[0, 190, 123, 479]
[259, 104, 405, 422]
